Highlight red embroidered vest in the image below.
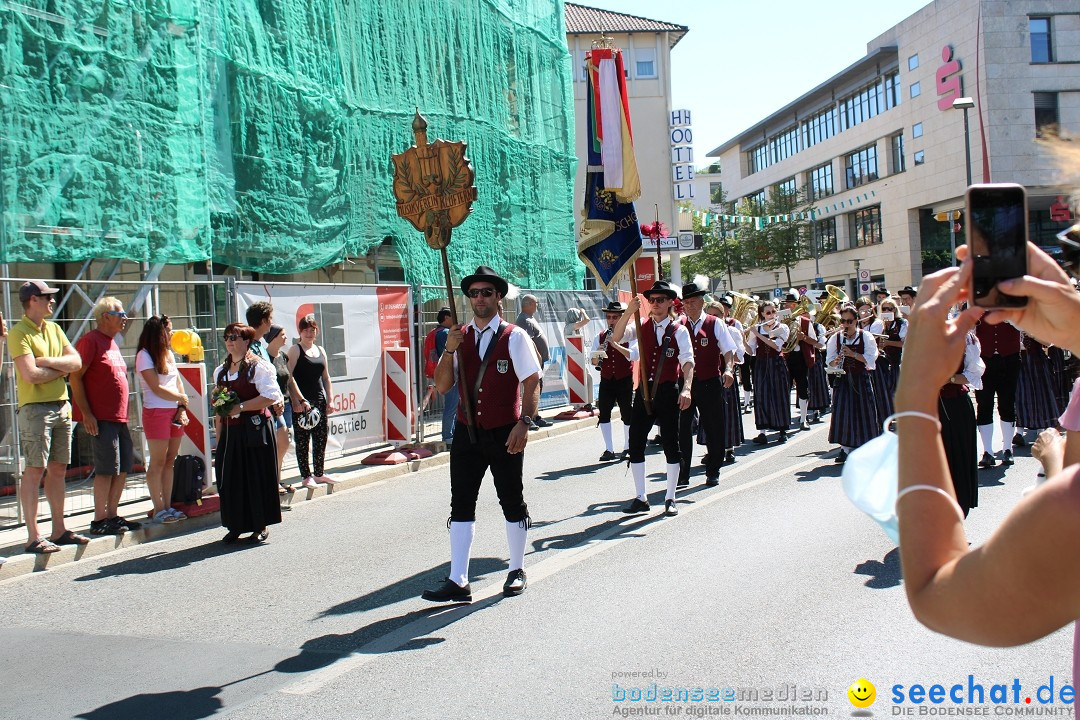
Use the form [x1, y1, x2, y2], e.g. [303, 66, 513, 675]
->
[597, 329, 633, 381]
[456, 323, 522, 430]
[680, 314, 724, 379]
[640, 319, 681, 385]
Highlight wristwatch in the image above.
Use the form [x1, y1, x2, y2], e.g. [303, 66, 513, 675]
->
[519, 415, 533, 426]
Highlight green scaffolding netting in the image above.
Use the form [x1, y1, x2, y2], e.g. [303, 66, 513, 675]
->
[0, 0, 581, 289]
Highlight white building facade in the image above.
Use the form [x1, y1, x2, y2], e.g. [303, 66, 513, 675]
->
[698, 0, 1080, 300]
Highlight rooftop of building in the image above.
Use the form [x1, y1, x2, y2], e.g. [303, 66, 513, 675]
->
[706, 45, 899, 157]
[564, 3, 688, 48]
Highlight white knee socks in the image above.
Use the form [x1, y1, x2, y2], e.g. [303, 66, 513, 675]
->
[978, 424, 995, 455]
[799, 399, 809, 425]
[449, 521, 475, 588]
[600, 422, 614, 453]
[665, 463, 680, 501]
[623, 424, 630, 453]
[505, 520, 528, 572]
[632, 462, 647, 501]
[999, 420, 1015, 449]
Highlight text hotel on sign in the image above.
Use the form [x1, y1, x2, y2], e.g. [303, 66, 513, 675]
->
[671, 109, 694, 201]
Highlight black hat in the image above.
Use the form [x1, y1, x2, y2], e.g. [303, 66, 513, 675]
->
[681, 280, 709, 300]
[898, 285, 918, 297]
[19, 280, 59, 303]
[873, 287, 890, 297]
[718, 294, 732, 307]
[436, 307, 453, 323]
[460, 266, 508, 296]
[263, 324, 285, 344]
[643, 280, 678, 299]
[603, 301, 626, 313]
[782, 292, 799, 304]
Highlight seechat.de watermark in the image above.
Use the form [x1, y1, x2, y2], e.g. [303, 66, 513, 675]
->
[890, 675, 1074, 716]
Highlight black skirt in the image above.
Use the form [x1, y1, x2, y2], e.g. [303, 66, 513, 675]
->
[753, 353, 791, 431]
[1016, 355, 1061, 429]
[808, 349, 830, 411]
[939, 392, 977, 515]
[829, 372, 880, 448]
[870, 361, 895, 428]
[722, 381, 744, 448]
[216, 414, 282, 533]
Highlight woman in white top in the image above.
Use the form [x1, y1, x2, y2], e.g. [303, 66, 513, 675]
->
[135, 315, 189, 524]
[826, 305, 880, 463]
[745, 301, 791, 445]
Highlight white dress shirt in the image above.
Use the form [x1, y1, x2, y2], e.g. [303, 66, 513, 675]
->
[825, 329, 879, 371]
[452, 314, 542, 383]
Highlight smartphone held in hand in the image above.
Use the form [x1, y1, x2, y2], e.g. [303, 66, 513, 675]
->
[966, 183, 1028, 309]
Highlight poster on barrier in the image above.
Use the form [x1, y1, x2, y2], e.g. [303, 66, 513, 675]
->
[236, 283, 412, 459]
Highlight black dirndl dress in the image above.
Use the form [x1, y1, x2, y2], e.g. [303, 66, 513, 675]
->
[1047, 345, 1070, 415]
[752, 332, 791, 432]
[722, 380, 745, 449]
[1015, 339, 1061, 430]
[215, 364, 282, 534]
[939, 383, 978, 516]
[808, 347, 831, 412]
[828, 333, 881, 449]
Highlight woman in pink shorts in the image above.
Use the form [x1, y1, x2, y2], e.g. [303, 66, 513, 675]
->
[136, 316, 189, 524]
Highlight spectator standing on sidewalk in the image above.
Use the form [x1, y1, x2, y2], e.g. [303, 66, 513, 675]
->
[433, 308, 459, 444]
[264, 324, 295, 493]
[515, 294, 551, 428]
[8, 281, 88, 554]
[135, 315, 189, 524]
[287, 314, 336, 487]
[70, 298, 141, 535]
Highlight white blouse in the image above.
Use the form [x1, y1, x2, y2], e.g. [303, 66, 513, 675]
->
[214, 357, 283, 404]
[825, 329, 879, 371]
[745, 321, 789, 356]
[957, 334, 985, 391]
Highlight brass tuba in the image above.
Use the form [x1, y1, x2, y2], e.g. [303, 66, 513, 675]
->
[781, 295, 815, 353]
[729, 291, 758, 341]
[817, 284, 848, 333]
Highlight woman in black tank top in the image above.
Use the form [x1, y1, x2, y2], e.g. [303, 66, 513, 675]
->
[286, 314, 335, 485]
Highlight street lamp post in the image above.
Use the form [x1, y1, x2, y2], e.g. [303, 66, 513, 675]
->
[952, 97, 975, 188]
[852, 258, 862, 300]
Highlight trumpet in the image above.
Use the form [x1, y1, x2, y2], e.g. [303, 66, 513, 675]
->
[780, 295, 814, 353]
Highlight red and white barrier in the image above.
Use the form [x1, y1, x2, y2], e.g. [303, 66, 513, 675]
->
[177, 363, 211, 467]
[382, 347, 412, 444]
[564, 335, 589, 405]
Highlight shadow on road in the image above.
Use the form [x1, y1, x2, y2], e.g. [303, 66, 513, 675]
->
[853, 547, 902, 589]
[977, 466, 1007, 487]
[73, 541, 260, 582]
[794, 461, 843, 483]
[76, 686, 223, 720]
[316, 556, 507, 619]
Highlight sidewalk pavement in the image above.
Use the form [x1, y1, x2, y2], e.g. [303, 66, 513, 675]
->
[0, 409, 601, 582]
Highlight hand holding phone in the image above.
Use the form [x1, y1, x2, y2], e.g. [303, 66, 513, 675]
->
[966, 183, 1028, 309]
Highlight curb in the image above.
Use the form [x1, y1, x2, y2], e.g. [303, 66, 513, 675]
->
[0, 414, 598, 583]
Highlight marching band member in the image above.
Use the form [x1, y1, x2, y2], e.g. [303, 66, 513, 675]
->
[612, 281, 695, 516]
[827, 305, 880, 463]
[1015, 332, 1062, 443]
[746, 301, 791, 445]
[857, 297, 892, 427]
[595, 301, 633, 461]
[806, 314, 830, 424]
[938, 330, 984, 517]
[875, 296, 907, 392]
[781, 291, 818, 431]
[973, 317, 1023, 467]
[676, 281, 737, 487]
[708, 297, 746, 464]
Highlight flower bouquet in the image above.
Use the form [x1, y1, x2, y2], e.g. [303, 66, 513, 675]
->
[210, 386, 240, 418]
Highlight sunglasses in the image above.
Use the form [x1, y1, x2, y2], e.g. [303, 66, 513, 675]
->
[467, 288, 496, 298]
[762, 310, 776, 316]
[223, 333, 242, 342]
[105, 311, 128, 320]
[646, 296, 670, 304]
[1056, 224, 1080, 277]
[840, 318, 856, 325]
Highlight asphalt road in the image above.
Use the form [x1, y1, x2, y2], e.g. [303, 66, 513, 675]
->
[0, 411, 1071, 720]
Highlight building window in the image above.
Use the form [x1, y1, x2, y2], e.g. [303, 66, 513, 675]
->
[1035, 92, 1059, 137]
[575, 51, 587, 82]
[775, 177, 797, 210]
[747, 143, 769, 175]
[908, 54, 919, 71]
[883, 71, 900, 109]
[743, 189, 767, 212]
[809, 162, 833, 201]
[849, 206, 883, 247]
[912, 122, 923, 139]
[709, 182, 724, 205]
[802, 105, 838, 149]
[845, 144, 879, 189]
[891, 132, 906, 174]
[838, 72, 898, 132]
[767, 126, 800, 165]
[634, 47, 657, 78]
[910, 81, 921, 98]
[1030, 17, 1053, 63]
[813, 217, 837, 255]
[913, 150, 925, 165]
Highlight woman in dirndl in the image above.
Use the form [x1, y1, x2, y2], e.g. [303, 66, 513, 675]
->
[1047, 345, 1070, 420]
[214, 323, 283, 544]
[860, 298, 894, 426]
[827, 305, 880, 463]
[1015, 333, 1063, 442]
[706, 300, 746, 463]
[807, 316, 830, 423]
[938, 330, 984, 517]
[874, 296, 907, 393]
[746, 301, 791, 445]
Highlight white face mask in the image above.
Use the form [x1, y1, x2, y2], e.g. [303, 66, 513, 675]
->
[898, 305, 912, 316]
[880, 311, 895, 322]
[842, 420, 901, 542]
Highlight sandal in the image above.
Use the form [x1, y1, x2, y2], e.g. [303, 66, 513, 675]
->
[25, 538, 61, 554]
[222, 530, 241, 544]
[246, 529, 269, 543]
[50, 530, 90, 546]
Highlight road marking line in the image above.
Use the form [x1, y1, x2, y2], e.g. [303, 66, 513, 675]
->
[280, 428, 824, 696]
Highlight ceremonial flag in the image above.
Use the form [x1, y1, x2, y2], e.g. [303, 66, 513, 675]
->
[578, 48, 642, 292]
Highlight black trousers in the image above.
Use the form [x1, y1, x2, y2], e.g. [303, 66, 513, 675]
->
[628, 382, 680, 464]
[975, 354, 1021, 425]
[597, 375, 633, 424]
[449, 422, 528, 523]
[739, 357, 754, 394]
[679, 376, 725, 481]
[786, 351, 809, 401]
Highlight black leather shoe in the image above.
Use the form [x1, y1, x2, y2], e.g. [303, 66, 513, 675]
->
[1012, 433, 1027, 448]
[778, 431, 788, 443]
[1002, 449, 1014, 465]
[705, 475, 719, 487]
[534, 417, 552, 427]
[834, 449, 848, 464]
[676, 477, 689, 489]
[724, 451, 736, 464]
[599, 450, 619, 462]
[800, 421, 811, 431]
[623, 498, 650, 514]
[751, 433, 767, 445]
[503, 569, 527, 597]
[649, 434, 662, 445]
[422, 578, 472, 602]
[529, 423, 540, 432]
[664, 499, 678, 516]
[979, 451, 996, 469]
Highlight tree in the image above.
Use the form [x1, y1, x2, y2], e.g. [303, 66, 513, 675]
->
[746, 184, 817, 289]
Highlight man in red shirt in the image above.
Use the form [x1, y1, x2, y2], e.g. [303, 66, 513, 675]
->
[70, 298, 140, 535]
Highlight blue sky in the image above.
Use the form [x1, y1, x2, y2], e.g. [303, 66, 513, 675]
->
[577, 0, 934, 165]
